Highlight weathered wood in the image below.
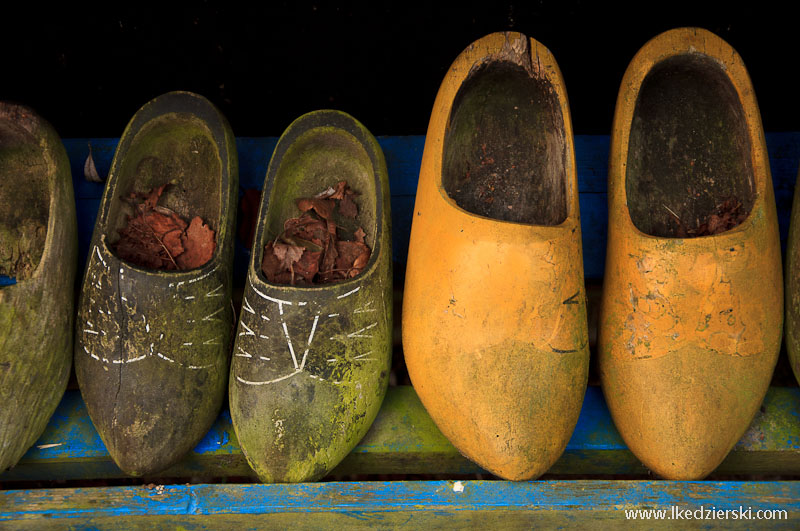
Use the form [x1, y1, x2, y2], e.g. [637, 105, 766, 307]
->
[1, 480, 798, 529]
[2, 386, 798, 481]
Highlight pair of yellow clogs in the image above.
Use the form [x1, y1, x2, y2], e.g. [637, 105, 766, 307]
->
[404, 29, 780, 480]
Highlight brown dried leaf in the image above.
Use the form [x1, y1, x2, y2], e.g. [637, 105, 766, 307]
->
[336, 240, 370, 278]
[176, 217, 216, 270]
[293, 250, 322, 284]
[272, 241, 305, 271]
[329, 180, 348, 200]
[262, 242, 293, 284]
[143, 184, 169, 212]
[297, 197, 335, 220]
[354, 227, 366, 244]
[339, 194, 358, 218]
[84, 143, 103, 182]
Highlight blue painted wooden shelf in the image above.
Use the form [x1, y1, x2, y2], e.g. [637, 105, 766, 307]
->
[2, 134, 800, 526]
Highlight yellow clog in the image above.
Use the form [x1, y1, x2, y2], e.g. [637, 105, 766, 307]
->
[599, 28, 782, 479]
[403, 32, 589, 480]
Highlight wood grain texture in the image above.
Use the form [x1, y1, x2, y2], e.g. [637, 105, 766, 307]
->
[2, 480, 798, 528]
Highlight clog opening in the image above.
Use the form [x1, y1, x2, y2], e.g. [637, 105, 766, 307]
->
[106, 113, 222, 267]
[626, 54, 755, 238]
[442, 60, 567, 225]
[260, 126, 378, 283]
[0, 118, 50, 281]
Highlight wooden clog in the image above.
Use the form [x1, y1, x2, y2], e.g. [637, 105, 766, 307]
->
[74, 92, 238, 476]
[402, 32, 589, 480]
[0, 104, 77, 472]
[599, 28, 782, 479]
[786, 167, 800, 385]
[229, 110, 392, 483]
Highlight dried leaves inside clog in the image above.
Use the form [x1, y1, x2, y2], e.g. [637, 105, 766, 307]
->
[113, 184, 216, 270]
[261, 180, 370, 285]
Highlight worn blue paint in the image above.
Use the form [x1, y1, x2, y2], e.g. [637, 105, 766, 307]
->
[61, 133, 800, 283]
[1, 481, 798, 520]
[0, 275, 15, 286]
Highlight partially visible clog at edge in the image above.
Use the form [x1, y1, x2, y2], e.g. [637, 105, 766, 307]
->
[599, 28, 782, 480]
[0, 103, 78, 472]
[785, 166, 800, 385]
[230, 110, 392, 483]
[75, 91, 238, 476]
[402, 32, 589, 481]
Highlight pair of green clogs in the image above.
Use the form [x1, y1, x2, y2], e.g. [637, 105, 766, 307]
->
[69, 93, 391, 481]
[403, 28, 785, 481]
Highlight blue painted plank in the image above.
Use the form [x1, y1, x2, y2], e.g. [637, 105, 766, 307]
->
[1, 480, 798, 526]
[0, 275, 15, 286]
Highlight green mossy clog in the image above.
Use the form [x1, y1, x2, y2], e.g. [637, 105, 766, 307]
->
[0, 103, 77, 472]
[230, 110, 392, 483]
[74, 92, 238, 476]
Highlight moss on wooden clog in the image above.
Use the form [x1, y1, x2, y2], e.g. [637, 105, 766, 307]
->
[0, 103, 77, 472]
[230, 110, 392, 483]
[74, 92, 238, 476]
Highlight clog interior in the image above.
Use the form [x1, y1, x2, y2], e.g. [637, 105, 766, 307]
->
[106, 113, 222, 260]
[442, 60, 568, 225]
[626, 54, 755, 238]
[260, 127, 378, 276]
[0, 118, 49, 280]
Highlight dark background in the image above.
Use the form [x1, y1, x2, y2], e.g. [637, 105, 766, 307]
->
[1, 2, 798, 138]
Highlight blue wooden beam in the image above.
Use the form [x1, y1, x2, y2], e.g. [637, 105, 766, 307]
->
[2, 480, 798, 527]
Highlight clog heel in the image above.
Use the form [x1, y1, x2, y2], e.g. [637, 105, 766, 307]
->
[402, 32, 589, 480]
[599, 28, 782, 479]
[230, 110, 392, 483]
[0, 103, 77, 472]
[75, 92, 238, 476]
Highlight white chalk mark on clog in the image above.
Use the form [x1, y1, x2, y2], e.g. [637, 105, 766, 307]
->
[259, 356, 271, 361]
[203, 336, 221, 345]
[239, 321, 256, 336]
[184, 296, 196, 300]
[183, 342, 193, 347]
[94, 246, 107, 268]
[202, 307, 225, 321]
[188, 264, 220, 284]
[127, 354, 146, 363]
[282, 322, 298, 369]
[354, 301, 376, 313]
[157, 352, 175, 363]
[236, 347, 252, 358]
[236, 369, 300, 386]
[261, 314, 270, 321]
[337, 286, 361, 299]
[205, 284, 224, 297]
[328, 313, 339, 318]
[84, 329, 99, 335]
[259, 334, 269, 339]
[242, 297, 255, 315]
[307, 315, 320, 345]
